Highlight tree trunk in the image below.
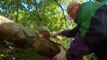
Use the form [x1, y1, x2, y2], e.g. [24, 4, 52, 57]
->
[0, 15, 36, 45]
[0, 15, 60, 59]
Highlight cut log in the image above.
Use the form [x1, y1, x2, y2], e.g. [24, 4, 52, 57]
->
[0, 15, 60, 58]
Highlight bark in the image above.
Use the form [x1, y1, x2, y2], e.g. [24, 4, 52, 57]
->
[0, 15, 36, 45]
[0, 15, 60, 59]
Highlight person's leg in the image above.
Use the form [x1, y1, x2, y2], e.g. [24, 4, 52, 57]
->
[93, 39, 107, 60]
[94, 47, 107, 60]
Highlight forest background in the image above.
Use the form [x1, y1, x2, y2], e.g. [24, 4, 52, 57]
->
[0, 0, 94, 60]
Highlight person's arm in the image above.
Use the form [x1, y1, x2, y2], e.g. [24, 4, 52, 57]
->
[60, 26, 79, 38]
[51, 26, 79, 38]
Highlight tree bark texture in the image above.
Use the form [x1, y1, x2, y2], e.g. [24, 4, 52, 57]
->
[0, 15, 60, 59]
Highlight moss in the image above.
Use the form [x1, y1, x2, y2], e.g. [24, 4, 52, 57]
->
[0, 41, 49, 60]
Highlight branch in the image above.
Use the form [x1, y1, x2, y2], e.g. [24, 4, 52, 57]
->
[35, 3, 42, 20]
[16, 0, 19, 23]
[54, 0, 68, 27]
[34, 1, 44, 25]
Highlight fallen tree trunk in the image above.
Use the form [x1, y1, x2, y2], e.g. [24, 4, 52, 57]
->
[0, 15, 60, 59]
[0, 15, 36, 45]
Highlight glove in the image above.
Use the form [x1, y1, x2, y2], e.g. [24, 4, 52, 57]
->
[52, 45, 67, 60]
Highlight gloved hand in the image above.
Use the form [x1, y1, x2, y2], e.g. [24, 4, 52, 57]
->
[52, 45, 67, 60]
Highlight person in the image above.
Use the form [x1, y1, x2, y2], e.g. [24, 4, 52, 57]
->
[52, 0, 107, 60]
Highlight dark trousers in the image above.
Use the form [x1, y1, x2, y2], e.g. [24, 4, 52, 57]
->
[86, 38, 107, 60]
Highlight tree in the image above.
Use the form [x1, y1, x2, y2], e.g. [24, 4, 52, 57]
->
[0, 0, 72, 60]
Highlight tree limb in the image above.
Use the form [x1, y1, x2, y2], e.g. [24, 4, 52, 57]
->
[54, 0, 68, 27]
[16, 0, 19, 23]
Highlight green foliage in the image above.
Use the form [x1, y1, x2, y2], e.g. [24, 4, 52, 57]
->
[0, 0, 73, 31]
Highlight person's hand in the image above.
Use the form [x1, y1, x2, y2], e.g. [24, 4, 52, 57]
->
[52, 46, 67, 60]
[51, 31, 59, 38]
